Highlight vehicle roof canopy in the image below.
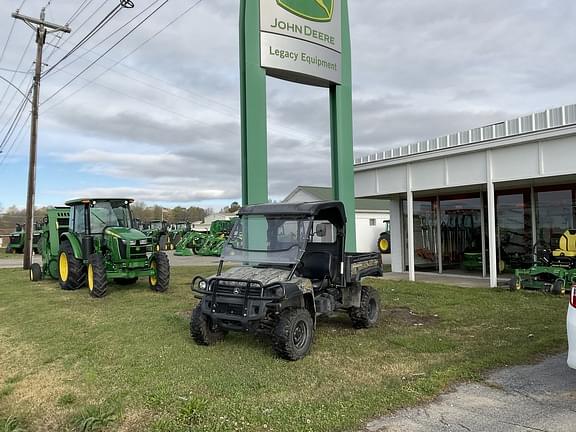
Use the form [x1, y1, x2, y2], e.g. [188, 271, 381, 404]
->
[238, 201, 347, 227]
[65, 198, 134, 206]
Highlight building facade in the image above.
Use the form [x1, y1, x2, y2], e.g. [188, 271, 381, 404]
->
[354, 104, 576, 287]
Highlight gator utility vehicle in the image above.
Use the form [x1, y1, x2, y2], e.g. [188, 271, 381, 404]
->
[510, 229, 576, 294]
[190, 201, 383, 360]
[30, 198, 170, 298]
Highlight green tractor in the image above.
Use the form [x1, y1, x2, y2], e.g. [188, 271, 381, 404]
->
[30, 198, 170, 298]
[510, 229, 576, 294]
[5, 224, 25, 254]
[144, 220, 172, 251]
[169, 221, 191, 247]
[174, 219, 235, 257]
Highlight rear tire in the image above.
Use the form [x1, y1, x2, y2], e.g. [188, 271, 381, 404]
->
[58, 241, 85, 291]
[149, 252, 170, 292]
[87, 254, 108, 298]
[30, 263, 42, 281]
[190, 304, 226, 345]
[349, 286, 380, 329]
[272, 308, 314, 361]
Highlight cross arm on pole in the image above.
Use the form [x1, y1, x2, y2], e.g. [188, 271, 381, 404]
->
[11, 12, 71, 33]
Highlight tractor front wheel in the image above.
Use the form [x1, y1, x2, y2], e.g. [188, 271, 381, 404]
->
[30, 263, 43, 281]
[87, 254, 108, 298]
[378, 232, 391, 254]
[58, 241, 85, 290]
[349, 286, 380, 329]
[149, 252, 170, 292]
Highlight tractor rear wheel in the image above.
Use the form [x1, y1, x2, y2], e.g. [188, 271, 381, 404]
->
[30, 263, 43, 281]
[349, 286, 380, 329]
[149, 252, 169, 292]
[87, 254, 108, 298]
[58, 241, 85, 290]
[190, 304, 226, 345]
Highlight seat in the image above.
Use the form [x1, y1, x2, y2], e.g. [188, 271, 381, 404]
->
[299, 251, 332, 290]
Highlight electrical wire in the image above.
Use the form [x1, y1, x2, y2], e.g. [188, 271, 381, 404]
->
[44, 0, 164, 80]
[42, 0, 171, 105]
[42, 1, 130, 77]
[0, 88, 30, 153]
[42, 0, 203, 107]
[0, 112, 30, 168]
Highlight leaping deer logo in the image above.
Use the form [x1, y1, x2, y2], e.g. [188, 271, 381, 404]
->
[276, 0, 335, 22]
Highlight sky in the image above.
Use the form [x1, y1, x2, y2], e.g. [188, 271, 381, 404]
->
[0, 0, 574, 211]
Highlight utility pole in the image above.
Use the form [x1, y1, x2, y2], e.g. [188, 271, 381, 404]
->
[12, 8, 70, 270]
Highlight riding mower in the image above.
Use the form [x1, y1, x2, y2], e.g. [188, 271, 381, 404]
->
[30, 198, 170, 298]
[509, 229, 576, 295]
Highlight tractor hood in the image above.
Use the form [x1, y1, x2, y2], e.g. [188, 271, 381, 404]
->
[103, 227, 148, 242]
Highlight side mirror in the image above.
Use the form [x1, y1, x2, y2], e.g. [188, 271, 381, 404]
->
[315, 223, 328, 237]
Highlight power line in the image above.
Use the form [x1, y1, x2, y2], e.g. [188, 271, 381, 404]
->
[0, 112, 30, 168]
[42, 0, 203, 107]
[42, 0, 170, 105]
[0, 33, 34, 113]
[42, 1, 132, 77]
[44, 0, 164, 80]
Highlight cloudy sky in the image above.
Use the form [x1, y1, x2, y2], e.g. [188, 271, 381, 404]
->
[0, 0, 574, 211]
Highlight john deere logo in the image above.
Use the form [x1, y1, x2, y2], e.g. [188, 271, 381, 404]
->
[276, 0, 334, 22]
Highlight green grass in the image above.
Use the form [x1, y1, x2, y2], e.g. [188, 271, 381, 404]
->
[0, 266, 568, 431]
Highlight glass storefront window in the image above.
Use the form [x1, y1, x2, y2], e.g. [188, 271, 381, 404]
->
[496, 192, 532, 272]
[536, 189, 575, 249]
[440, 197, 482, 274]
[403, 199, 438, 272]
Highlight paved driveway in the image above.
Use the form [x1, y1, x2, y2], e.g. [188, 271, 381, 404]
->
[363, 354, 576, 432]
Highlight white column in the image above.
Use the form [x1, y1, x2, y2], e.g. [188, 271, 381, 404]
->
[407, 165, 415, 281]
[486, 151, 498, 288]
[531, 185, 537, 258]
[436, 194, 443, 274]
[480, 190, 486, 278]
[389, 199, 403, 273]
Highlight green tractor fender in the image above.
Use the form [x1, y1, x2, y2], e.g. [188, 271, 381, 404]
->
[60, 232, 83, 259]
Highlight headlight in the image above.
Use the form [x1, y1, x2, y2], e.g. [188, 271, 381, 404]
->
[130, 240, 137, 246]
[140, 239, 148, 245]
[267, 285, 285, 298]
[199, 280, 207, 290]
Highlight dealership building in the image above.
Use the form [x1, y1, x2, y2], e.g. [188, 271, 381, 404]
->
[354, 104, 576, 287]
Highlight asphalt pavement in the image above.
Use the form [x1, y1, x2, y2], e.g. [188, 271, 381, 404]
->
[363, 354, 576, 432]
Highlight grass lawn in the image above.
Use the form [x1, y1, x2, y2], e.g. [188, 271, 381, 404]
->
[0, 266, 568, 432]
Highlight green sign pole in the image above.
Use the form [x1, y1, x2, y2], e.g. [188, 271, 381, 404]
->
[239, 0, 268, 206]
[240, 0, 356, 251]
[330, 0, 356, 252]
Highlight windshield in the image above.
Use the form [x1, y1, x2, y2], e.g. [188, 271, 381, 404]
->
[221, 215, 311, 265]
[90, 201, 132, 234]
[150, 221, 163, 230]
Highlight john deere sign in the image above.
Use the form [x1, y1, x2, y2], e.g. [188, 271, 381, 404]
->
[260, 0, 342, 85]
[240, 0, 357, 251]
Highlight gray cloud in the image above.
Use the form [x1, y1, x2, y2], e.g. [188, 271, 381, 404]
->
[1, 0, 574, 207]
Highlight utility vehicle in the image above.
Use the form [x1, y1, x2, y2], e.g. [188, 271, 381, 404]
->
[30, 198, 169, 298]
[190, 201, 383, 360]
